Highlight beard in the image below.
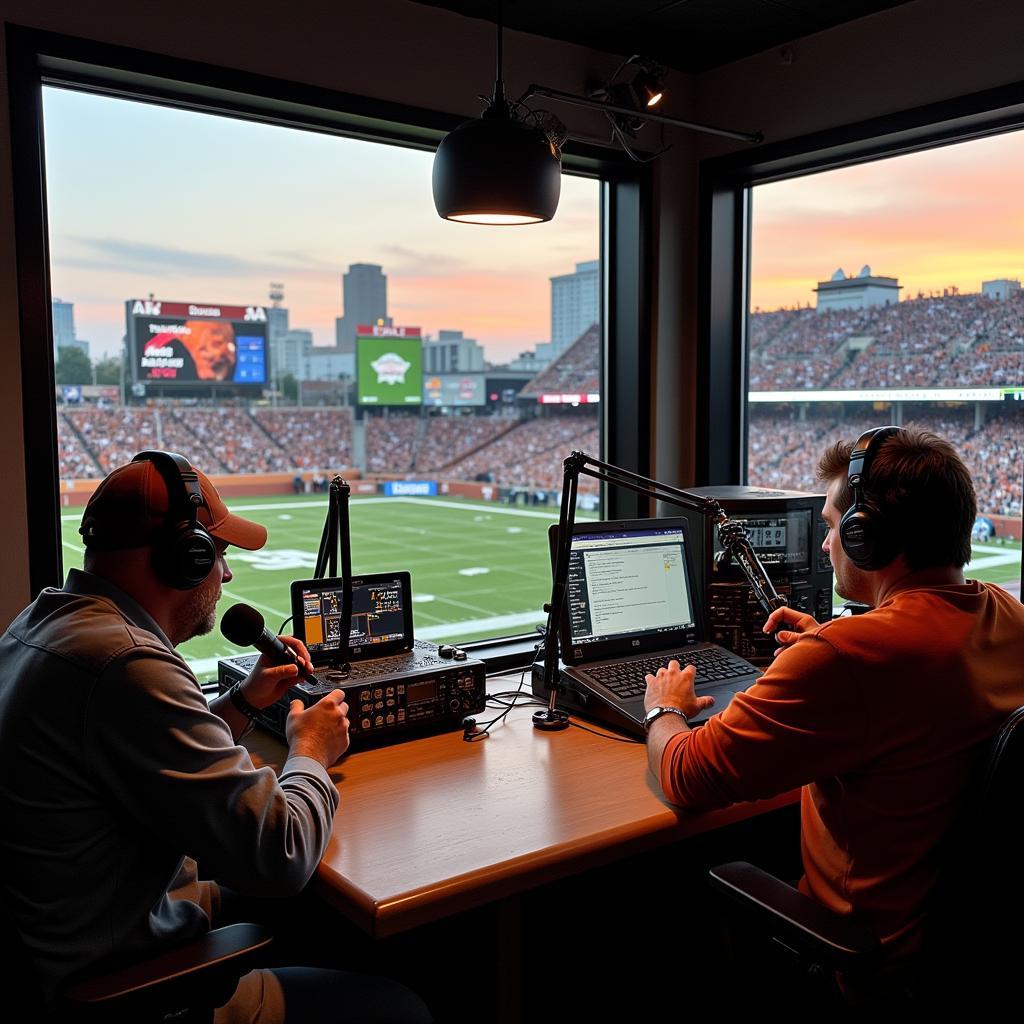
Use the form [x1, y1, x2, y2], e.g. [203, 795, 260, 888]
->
[176, 575, 222, 642]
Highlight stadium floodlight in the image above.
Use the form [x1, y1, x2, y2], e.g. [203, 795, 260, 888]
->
[432, 7, 762, 224]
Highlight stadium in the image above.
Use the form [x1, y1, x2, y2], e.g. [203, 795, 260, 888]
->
[57, 288, 1022, 670]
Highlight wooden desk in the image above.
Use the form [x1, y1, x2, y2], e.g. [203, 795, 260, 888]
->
[249, 676, 797, 939]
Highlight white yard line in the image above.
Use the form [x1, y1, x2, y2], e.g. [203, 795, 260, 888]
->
[967, 552, 1021, 569]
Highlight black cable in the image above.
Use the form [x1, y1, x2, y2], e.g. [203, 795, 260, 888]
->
[568, 720, 644, 744]
[277, 615, 293, 635]
[464, 660, 533, 741]
[464, 648, 646, 745]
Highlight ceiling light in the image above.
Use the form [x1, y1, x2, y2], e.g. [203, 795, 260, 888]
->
[432, 7, 561, 225]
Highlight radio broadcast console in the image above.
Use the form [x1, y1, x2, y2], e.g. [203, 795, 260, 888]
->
[217, 571, 487, 750]
[677, 486, 834, 666]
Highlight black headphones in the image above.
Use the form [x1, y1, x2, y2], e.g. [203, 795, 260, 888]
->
[133, 450, 218, 589]
[838, 425, 902, 570]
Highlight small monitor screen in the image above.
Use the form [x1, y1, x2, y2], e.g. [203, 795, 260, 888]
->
[298, 575, 408, 658]
[565, 526, 696, 648]
[711, 511, 813, 575]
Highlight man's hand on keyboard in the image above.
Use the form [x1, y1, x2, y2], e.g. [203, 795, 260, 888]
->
[643, 660, 716, 718]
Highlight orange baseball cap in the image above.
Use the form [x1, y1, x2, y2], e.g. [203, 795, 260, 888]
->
[80, 454, 267, 551]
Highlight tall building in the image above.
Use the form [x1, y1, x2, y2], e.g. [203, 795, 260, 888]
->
[266, 304, 291, 383]
[273, 329, 312, 381]
[51, 299, 76, 354]
[423, 330, 485, 373]
[267, 305, 289, 342]
[550, 259, 599, 355]
[335, 263, 388, 354]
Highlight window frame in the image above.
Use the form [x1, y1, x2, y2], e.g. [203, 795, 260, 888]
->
[698, 77, 1024, 593]
[7, 25, 650, 658]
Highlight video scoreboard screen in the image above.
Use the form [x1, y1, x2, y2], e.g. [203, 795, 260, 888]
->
[423, 374, 485, 407]
[356, 324, 422, 406]
[126, 298, 268, 387]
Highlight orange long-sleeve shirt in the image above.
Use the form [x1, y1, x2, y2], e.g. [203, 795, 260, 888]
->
[660, 579, 1024, 950]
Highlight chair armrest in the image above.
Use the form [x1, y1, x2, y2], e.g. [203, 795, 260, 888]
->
[709, 861, 880, 967]
[63, 923, 273, 1006]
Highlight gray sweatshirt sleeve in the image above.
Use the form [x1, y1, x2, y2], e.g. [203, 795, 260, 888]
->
[85, 642, 339, 897]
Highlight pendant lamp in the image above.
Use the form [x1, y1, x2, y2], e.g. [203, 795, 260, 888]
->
[432, 9, 561, 225]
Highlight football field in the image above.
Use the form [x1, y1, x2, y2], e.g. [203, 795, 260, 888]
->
[61, 494, 563, 677]
[59, 494, 1021, 679]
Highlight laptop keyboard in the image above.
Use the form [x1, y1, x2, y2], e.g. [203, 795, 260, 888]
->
[585, 647, 755, 701]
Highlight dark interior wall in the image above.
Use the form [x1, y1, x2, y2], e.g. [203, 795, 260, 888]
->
[695, 0, 1023, 154]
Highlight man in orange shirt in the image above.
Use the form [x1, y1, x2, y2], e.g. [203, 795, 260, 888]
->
[643, 427, 1024, 957]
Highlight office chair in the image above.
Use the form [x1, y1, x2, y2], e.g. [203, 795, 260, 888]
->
[708, 704, 1024, 1017]
[0, 892, 272, 1024]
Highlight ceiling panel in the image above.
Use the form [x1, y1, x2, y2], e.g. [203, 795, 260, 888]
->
[411, 0, 913, 72]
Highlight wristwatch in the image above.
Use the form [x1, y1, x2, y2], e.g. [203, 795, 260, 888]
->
[227, 682, 262, 721]
[643, 705, 688, 733]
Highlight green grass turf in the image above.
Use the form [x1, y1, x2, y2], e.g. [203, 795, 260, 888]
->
[60, 494, 562, 676]
[60, 495, 1021, 678]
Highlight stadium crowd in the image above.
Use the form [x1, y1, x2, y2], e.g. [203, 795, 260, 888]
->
[170, 409, 293, 474]
[52, 289, 1024, 518]
[750, 291, 1024, 391]
[414, 415, 514, 472]
[749, 406, 1024, 517]
[64, 407, 158, 473]
[255, 409, 353, 471]
[365, 413, 421, 473]
[520, 324, 600, 398]
[442, 413, 600, 492]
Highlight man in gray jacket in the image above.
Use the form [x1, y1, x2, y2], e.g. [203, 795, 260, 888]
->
[0, 451, 429, 1023]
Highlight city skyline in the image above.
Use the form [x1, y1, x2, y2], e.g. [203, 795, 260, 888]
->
[42, 88, 600, 363]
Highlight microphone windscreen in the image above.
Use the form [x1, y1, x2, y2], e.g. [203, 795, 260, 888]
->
[220, 603, 266, 646]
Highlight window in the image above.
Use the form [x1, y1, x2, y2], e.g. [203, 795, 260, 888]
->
[43, 86, 603, 672]
[746, 130, 1024, 598]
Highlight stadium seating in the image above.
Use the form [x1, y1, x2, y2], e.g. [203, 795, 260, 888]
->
[519, 324, 600, 398]
[254, 408, 353, 472]
[415, 415, 516, 471]
[442, 413, 600, 492]
[51, 289, 1024, 518]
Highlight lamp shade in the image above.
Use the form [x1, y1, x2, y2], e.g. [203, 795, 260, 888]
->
[432, 108, 561, 224]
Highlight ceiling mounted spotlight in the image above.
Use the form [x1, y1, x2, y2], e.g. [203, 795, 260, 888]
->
[431, 3, 561, 225]
[629, 63, 666, 109]
[432, 13, 761, 225]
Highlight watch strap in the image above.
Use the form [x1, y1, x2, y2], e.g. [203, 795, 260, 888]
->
[228, 682, 261, 721]
[644, 705, 688, 733]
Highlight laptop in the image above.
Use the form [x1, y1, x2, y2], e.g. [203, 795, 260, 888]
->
[542, 517, 762, 736]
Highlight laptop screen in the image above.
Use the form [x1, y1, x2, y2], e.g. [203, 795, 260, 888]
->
[557, 520, 698, 661]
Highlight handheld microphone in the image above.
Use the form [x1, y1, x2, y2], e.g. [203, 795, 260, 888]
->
[221, 603, 315, 681]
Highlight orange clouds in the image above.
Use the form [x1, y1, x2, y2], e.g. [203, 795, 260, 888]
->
[751, 129, 1024, 311]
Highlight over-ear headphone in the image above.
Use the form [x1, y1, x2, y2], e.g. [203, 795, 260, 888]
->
[839, 426, 901, 570]
[132, 450, 218, 589]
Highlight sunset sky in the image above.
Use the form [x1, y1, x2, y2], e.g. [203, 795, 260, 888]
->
[44, 88, 1024, 362]
[751, 128, 1024, 311]
[42, 88, 599, 363]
